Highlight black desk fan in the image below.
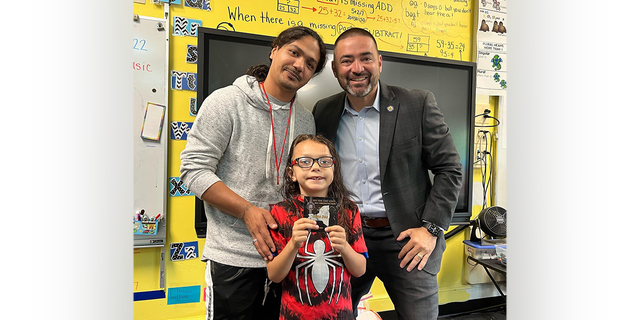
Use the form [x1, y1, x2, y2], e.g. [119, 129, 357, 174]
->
[470, 206, 507, 245]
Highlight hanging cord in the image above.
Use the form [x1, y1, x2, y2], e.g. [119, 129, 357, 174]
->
[439, 110, 502, 241]
[475, 109, 500, 128]
[475, 109, 501, 210]
[486, 149, 494, 208]
[487, 129, 499, 207]
[486, 131, 494, 208]
[477, 130, 491, 210]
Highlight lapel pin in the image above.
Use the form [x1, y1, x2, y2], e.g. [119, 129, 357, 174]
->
[387, 106, 394, 112]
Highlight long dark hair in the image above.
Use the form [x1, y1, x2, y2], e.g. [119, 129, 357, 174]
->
[280, 134, 358, 234]
[247, 26, 327, 82]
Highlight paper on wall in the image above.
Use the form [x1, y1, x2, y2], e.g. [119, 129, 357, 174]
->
[141, 102, 166, 140]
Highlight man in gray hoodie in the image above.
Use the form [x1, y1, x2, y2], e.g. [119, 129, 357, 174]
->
[180, 27, 327, 320]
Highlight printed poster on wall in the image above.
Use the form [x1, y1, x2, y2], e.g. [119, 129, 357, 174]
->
[476, 0, 508, 95]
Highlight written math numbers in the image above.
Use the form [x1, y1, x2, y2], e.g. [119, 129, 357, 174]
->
[133, 38, 147, 51]
[436, 40, 465, 59]
[319, 6, 345, 17]
[407, 34, 429, 53]
[376, 15, 400, 24]
[277, 0, 299, 14]
[440, 49, 457, 59]
[436, 40, 465, 52]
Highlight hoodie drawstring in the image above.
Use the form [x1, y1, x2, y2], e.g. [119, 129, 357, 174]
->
[265, 110, 296, 183]
[260, 82, 294, 185]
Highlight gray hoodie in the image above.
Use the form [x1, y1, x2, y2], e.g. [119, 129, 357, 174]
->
[180, 75, 315, 268]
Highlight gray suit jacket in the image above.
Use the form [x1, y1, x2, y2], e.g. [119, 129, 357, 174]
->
[312, 82, 463, 272]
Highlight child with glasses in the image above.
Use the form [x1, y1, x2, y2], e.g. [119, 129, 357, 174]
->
[266, 134, 368, 320]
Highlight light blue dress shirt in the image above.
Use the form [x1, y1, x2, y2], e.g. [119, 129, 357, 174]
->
[335, 84, 386, 218]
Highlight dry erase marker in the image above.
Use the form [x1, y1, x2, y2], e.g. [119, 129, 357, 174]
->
[154, 214, 161, 221]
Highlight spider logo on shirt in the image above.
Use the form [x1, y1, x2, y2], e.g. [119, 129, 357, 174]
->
[295, 232, 344, 305]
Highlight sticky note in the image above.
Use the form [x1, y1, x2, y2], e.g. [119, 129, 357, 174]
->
[167, 285, 201, 305]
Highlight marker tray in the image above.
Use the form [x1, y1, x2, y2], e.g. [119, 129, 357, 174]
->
[134, 220, 159, 235]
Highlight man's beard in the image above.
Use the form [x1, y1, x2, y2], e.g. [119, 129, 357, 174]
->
[341, 73, 377, 98]
[277, 66, 303, 91]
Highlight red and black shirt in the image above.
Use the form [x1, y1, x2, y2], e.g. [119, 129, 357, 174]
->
[269, 198, 368, 320]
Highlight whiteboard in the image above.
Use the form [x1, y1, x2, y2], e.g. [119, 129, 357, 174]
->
[133, 16, 168, 247]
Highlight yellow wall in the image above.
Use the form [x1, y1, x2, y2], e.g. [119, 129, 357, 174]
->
[132, 1, 501, 319]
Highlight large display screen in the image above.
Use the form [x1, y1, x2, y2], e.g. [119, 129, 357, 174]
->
[195, 28, 476, 237]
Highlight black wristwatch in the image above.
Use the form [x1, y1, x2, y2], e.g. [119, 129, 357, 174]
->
[422, 220, 441, 237]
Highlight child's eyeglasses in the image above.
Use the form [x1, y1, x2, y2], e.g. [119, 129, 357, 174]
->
[291, 156, 334, 168]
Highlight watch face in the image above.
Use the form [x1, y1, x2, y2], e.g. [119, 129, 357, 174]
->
[425, 223, 439, 236]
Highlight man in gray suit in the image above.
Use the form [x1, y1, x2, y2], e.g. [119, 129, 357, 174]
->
[312, 28, 462, 320]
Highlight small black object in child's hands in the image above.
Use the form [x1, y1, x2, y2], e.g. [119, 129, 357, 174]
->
[303, 196, 339, 232]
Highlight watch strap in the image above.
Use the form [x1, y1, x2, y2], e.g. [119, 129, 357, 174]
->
[421, 220, 441, 237]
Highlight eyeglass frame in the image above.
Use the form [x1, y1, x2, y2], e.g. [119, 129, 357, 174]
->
[291, 156, 335, 168]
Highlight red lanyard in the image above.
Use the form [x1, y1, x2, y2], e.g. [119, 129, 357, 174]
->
[260, 82, 293, 185]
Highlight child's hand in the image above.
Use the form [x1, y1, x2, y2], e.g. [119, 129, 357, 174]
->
[291, 218, 318, 249]
[325, 225, 347, 253]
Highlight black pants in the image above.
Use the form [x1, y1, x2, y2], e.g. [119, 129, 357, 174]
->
[205, 261, 282, 320]
[350, 226, 443, 320]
